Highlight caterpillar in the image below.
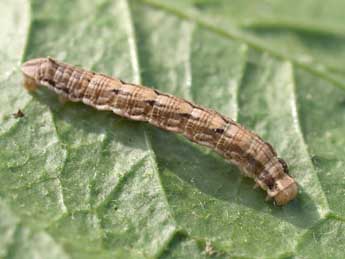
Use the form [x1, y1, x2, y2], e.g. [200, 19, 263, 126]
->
[21, 57, 298, 205]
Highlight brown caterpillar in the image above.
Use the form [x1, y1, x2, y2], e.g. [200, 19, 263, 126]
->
[21, 57, 298, 205]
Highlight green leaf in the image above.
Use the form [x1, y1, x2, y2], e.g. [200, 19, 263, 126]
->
[1, 0, 345, 258]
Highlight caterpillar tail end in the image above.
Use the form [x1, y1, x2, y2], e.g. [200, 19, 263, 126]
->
[272, 176, 298, 206]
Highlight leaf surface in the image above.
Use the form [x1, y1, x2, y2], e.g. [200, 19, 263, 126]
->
[1, 0, 345, 258]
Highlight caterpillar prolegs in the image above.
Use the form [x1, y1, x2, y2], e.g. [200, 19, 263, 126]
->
[21, 57, 298, 205]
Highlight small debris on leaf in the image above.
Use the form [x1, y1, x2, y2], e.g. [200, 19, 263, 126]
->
[13, 109, 25, 118]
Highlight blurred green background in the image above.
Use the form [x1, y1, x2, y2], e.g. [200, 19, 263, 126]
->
[1, 0, 345, 258]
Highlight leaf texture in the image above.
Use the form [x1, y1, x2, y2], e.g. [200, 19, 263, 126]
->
[1, 0, 345, 258]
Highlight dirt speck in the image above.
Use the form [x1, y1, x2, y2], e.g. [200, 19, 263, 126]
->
[13, 109, 25, 118]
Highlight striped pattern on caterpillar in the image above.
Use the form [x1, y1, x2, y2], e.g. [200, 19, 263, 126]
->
[21, 57, 298, 205]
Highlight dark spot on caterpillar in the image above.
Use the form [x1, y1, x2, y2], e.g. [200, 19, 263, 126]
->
[61, 87, 69, 94]
[44, 79, 56, 87]
[179, 113, 191, 118]
[229, 143, 243, 156]
[111, 88, 130, 96]
[153, 102, 167, 108]
[220, 115, 230, 124]
[278, 158, 289, 175]
[120, 79, 127, 84]
[260, 171, 275, 190]
[266, 177, 275, 190]
[247, 155, 264, 175]
[153, 89, 161, 95]
[145, 100, 155, 106]
[214, 128, 224, 134]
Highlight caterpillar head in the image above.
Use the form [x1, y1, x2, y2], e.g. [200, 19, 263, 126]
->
[271, 158, 298, 206]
